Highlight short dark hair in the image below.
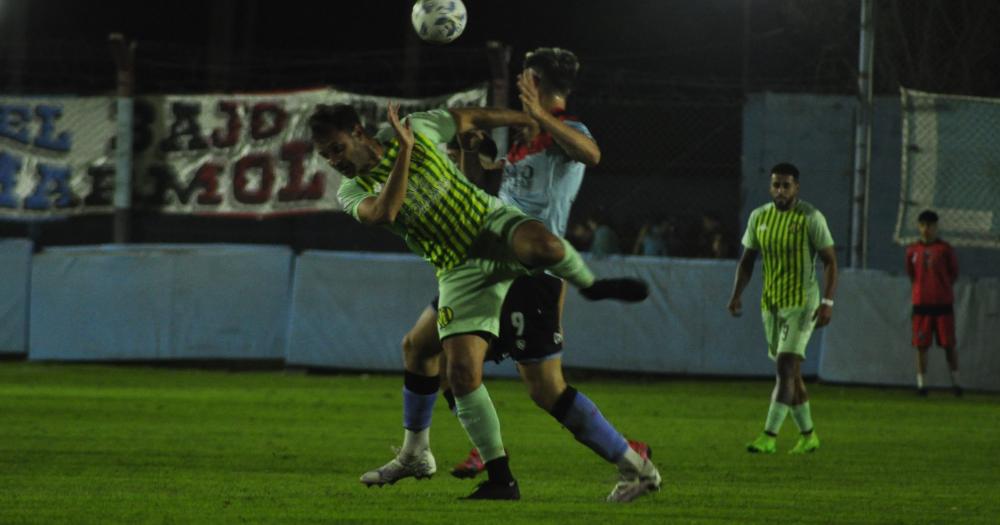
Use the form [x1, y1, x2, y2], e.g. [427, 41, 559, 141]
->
[524, 47, 579, 95]
[918, 209, 939, 224]
[770, 162, 800, 181]
[308, 104, 360, 140]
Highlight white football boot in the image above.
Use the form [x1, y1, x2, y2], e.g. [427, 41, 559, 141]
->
[360, 447, 437, 487]
[607, 457, 661, 503]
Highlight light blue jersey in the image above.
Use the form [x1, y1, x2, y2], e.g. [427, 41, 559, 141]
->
[498, 113, 592, 237]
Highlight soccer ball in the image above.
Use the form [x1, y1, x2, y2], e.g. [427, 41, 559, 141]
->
[411, 0, 467, 44]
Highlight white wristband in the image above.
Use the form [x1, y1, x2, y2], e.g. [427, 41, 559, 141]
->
[821, 298, 834, 307]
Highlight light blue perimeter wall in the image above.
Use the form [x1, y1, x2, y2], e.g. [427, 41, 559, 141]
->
[29, 244, 294, 361]
[0, 239, 33, 355]
[286, 252, 998, 390]
[20, 245, 999, 391]
[820, 270, 1000, 391]
[285, 252, 821, 379]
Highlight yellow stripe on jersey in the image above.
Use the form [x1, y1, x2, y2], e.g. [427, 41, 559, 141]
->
[758, 206, 809, 309]
[359, 132, 491, 271]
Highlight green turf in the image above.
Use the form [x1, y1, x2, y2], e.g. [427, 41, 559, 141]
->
[1, 362, 998, 524]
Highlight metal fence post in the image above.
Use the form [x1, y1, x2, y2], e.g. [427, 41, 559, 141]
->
[109, 33, 135, 244]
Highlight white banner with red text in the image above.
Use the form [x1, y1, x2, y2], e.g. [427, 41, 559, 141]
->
[0, 86, 487, 218]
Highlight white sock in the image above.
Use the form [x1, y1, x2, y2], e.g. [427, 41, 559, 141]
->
[950, 370, 960, 386]
[917, 374, 925, 389]
[401, 428, 430, 456]
[615, 446, 644, 474]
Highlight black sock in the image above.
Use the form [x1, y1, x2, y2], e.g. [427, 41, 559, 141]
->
[484, 456, 515, 484]
[442, 388, 457, 412]
[403, 370, 440, 395]
[547, 385, 578, 422]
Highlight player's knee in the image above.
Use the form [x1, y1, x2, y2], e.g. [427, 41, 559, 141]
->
[514, 223, 564, 266]
[534, 235, 565, 265]
[447, 358, 481, 394]
[401, 333, 415, 356]
[527, 384, 559, 411]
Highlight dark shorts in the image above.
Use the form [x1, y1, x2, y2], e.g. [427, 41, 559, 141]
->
[912, 304, 955, 349]
[431, 273, 564, 364]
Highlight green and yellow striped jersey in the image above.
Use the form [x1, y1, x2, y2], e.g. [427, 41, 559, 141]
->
[338, 109, 498, 272]
[741, 200, 834, 309]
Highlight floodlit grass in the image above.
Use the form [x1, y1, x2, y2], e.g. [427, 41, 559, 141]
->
[1, 362, 997, 524]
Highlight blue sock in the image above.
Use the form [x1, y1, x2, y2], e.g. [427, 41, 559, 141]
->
[402, 371, 440, 431]
[549, 386, 629, 462]
[402, 387, 436, 431]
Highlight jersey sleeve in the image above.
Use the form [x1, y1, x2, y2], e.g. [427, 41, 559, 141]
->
[557, 120, 596, 164]
[405, 109, 457, 146]
[741, 209, 760, 250]
[807, 209, 835, 250]
[337, 177, 374, 222]
[563, 119, 595, 141]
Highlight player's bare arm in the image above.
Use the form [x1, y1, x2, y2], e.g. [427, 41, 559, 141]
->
[449, 107, 537, 137]
[812, 246, 838, 327]
[356, 102, 413, 225]
[517, 70, 600, 166]
[728, 248, 758, 316]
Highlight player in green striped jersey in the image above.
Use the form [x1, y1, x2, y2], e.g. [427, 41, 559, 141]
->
[309, 102, 647, 499]
[727, 163, 838, 454]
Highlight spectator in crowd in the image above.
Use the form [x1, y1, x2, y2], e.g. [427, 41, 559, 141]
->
[632, 216, 673, 256]
[566, 220, 594, 251]
[587, 209, 621, 257]
[696, 212, 731, 258]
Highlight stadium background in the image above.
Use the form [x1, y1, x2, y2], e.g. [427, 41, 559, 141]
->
[1, 0, 996, 274]
[2, 2, 1000, 522]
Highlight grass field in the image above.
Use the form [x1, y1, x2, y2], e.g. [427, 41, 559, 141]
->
[1, 362, 998, 524]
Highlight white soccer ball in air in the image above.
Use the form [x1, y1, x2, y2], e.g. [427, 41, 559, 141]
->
[411, 0, 467, 44]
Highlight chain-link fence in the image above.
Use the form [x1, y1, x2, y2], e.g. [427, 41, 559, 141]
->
[896, 88, 1000, 248]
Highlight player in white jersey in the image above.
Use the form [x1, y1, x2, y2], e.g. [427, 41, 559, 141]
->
[378, 47, 660, 503]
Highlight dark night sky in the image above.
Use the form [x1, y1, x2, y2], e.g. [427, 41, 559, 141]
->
[1, 0, 830, 95]
[4, 0, 1000, 97]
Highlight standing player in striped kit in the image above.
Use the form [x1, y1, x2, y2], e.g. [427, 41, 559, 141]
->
[309, 102, 648, 499]
[727, 163, 838, 454]
[906, 210, 961, 397]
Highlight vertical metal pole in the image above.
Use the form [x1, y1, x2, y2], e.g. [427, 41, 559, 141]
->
[850, 0, 875, 268]
[486, 41, 511, 157]
[742, 0, 751, 96]
[109, 34, 135, 244]
[402, 18, 422, 98]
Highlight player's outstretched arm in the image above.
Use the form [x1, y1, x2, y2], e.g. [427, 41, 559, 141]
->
[449, 107, 536, 137]
[356, 102, 413, 225]
[728, 248, 758, 317]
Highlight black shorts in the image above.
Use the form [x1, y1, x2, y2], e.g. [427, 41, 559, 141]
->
[430, 273, 564, 364]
